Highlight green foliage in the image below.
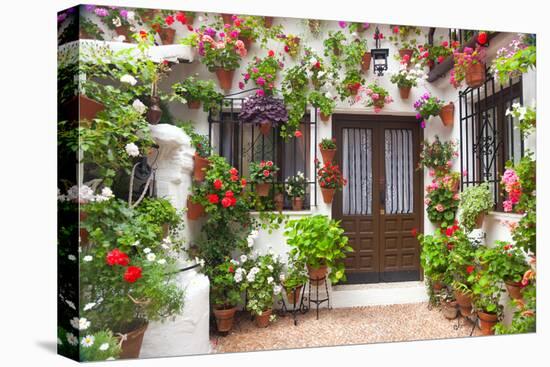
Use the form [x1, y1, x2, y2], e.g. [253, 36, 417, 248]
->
[418, 229, 450, 283]
[58, 327, 121, 362]
[206, 258, 242, 308]
[337, 69, 364, 100]
[470, 265, 503, 315]
[419, 136, 458, 172]
[478, 241, 529, 283]
[309, 90, 336, 116]
[491, 35, 536, 85]
[303, 47, 331, 90]
[80, 17, 105, 40]
[495, 282, 536, 334]
[244, 53, 282, 93]
[506, 103, 536, 137]
[446, 229, 476, 291]
[285, 215, 352, 283]
[323, 30, 346, 57]
[319, 138, 337, 150]
[171, 74, 224, 112]
[282, 256, 308, 290]
[388, 25, 422, 50]
[240, 253, 284, 315]
[342, 39, 367, 69]
[281, 64, 309, 139]
[459, 183, 494, 232]
[177, 121, 212, 158]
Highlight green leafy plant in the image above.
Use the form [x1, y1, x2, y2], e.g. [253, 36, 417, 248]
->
[319, 138, 337, 150]
[323, 30, 347, 57]
[418, 136, 458, 172]
[356, 82, 393, 111]
[178, 121, 212, 158]
[471, 266, 503, 315]
[206, 258, 242, 309]
[250, 160, 279, 183]
[280, 33, 301, 58]
[57, 327, 121, 362]
[418, 229, 451, 284]
[458, 183, 494, 231]
[281, 64, 309, 139]
[285, 215, 352, 283]
[478, 241, 529, 284]
[414, 92, 444, 126]
[425, 172, 460, 227]
[337, 69, 364, 100]
[446, 227, 477, 292]
[282, 256, 308, 290]
[388, 25, 422, 50]
[309, 91, 336, 117]
[506, 103, 536, 137]
[240, 253, 284, 316]
[490, 34, 536, 85]
[342, 39, 368, 69]
[495, 281, 536, 334]
[303, 47, 331, 90]
[285, 172, 306, 198]
[171, 74, 224, 112]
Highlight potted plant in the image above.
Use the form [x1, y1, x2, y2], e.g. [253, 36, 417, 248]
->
[447, 229, 477, 317]
[388, 25, 422, 65]
[418, 136, 458, 173]
[96, 7, 133, 42]
[207, 259, 242, 333]
[242, 52, 283, 94]
[418, 229, 451, 292]
[490, 34, 536, 85]
[282, 257, 308, 304]
[458, 183, 494, 231]
[250, 161, 279, 197]
[417, 39, 454, 70]
[319, 138, 337, 164]
[273, 184, 285, 212]
[338, 69, 364, 99]
[220, 13, 234, 24]
[285, 172, 307, 210]
[279, 33, 301, 58]
[425, 172, 460, 228]
[232, 15, 261, 49]
[390, 63, 426, 99]
[171, 74, 224, 111]
[179, 122, 212, 182]
[357, 83, 393, 113]
[450, 46, 486, 89]
[323, 30, 346, 56]
[285, 215, 352, 284]
[316, 160, 347, 204]
[303, 47, 331, 90]
[441, 288, 458, 320]
[414, 92, 445, 128]
[239, 94, 289, 136]
[307, 19, 322, 36]
[439, 102, 455, 126]
[309, 91, 336, 122]
[187, 192, 206, 220]
[342, 38, 368, 72]
[240, 253, 284, 328]
[471, 264, 503, 335]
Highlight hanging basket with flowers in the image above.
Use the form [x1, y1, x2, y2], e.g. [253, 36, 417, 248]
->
[242, 51, 283, 94]
[450, 46, 486, 89]
[239, 94, 289, 136]
[414, 92, 445, 128]
[250, 161, 279, 196]
[316, 159, 347, 204]
[390, 63, 426, 100]
[356, 83, 393, 113]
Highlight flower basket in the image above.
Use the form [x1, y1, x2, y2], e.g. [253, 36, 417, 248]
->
[505, 281, 524, 300]
[454, 290, 473, 317]
[286, 285, 303, 304]
[193, 153, 210, 181]
[320, 147, 336, 164]
[187, 196, 205, 220]
[321, 188, 336, 204]
[187, 100, 201, 110]
[292, 197, 304, 211]
[477, 311, 498, 335]
[119, 321, 149, 359]
[264, 16, 274, 28]
[158, 27, 176, 45]
[466, 62, 486, 89]
[274, 192, 284, 212]
[307, 264, 328, 285]
[361, 52, 372, 72]
[213, 307, 237, 333]
[259, 120, 272, 136]
[255, 309, 272, 328]
[399, 86, 411, 100]
[320, 112, 331, 122]
[215, 68, 235, 92]
[399, 49, 414, 65]
[439, 102, 454, 126]
[255, 183, 271, 197]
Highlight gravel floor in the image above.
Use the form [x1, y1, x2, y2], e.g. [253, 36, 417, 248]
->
[212, 302, 481, 353]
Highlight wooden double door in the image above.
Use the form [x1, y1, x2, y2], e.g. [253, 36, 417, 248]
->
[332, 115, 423, 284]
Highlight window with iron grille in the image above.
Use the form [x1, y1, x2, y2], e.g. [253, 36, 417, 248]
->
[208, 95, 317, 210]
[459, 71, 524, 211]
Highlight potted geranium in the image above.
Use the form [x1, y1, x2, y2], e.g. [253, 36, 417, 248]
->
[319, 138, 337, 164]
[357, 83, 393, 113]
[250, 161, 279, 197]
[282, 257, 308, 305]
[316, 160, 347, 204]
[179, 123, 212, 182]
[447, 229, 477, 317]
[390, 63, 426, 99]
[242, 52, 282, 94]
[285, 172, 307, 210]
[279, 33, 301, 58]
[239, 94, 289, 136]
[418, 229, 451, 292]
[232, 15, 261, 49]
[240, 253, 284, 328]
[418, 136, 458, 173]
[171, 74, 224, 111]
[303, 48, 330, 90]
[414, 92, 445, 128]
[285, 215, 352, 284]
[388, 25, 422, 66]
[471, 263, 503, 336]
[339, 69, 364, 99]
[458, 183, 494, 231]
[425, 172, 460, 228]
[207, 259, 242, 333]
[309, 91, 336, 122]
[450, 46, 486, 89]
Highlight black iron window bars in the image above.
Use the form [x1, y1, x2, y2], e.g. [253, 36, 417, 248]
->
[208, 89, 318, 210]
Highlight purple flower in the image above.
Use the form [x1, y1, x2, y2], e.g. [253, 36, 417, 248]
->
[420, 120, 426, 128]
[94, 7, 109, 17]
[338, 21, 347, 28]
[415, 113, 422, 120]
[362, 23, 370, 30]
[219, 32, 226, 38]
[204, 27, 217, 37]
[422, 92, 430, 100]
[230, 30, 239, 38]
[84, 5, 96, 12]
[57, 13, 67, 23]
[119, 9, 128, 18]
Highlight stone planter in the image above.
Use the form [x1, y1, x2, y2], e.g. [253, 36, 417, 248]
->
[291, 197, 304, 211]
[213, 307, 237, 333]
[215, 68, 235, 92]
[264, 16, 274, 28]
[65, 94, 104, 124]
[439, 102, 454, 126]
[474, 213, 486, 229]
[255, 309, 272, 328]
[321, 188, 336, 204]
[241, 36, 254, 50]
[221, 13, 233, 24]
[478, 311, 498, 335]
[114, 25, 131, 42]
[466, 62, 485, 89]
[432, 280, 444, 292]
[119, 321, 149, 359]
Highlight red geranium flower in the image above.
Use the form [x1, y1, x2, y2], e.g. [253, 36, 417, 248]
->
[447, 243, 454, 250]
[234, 19, 241, 27]
[260, 161, 266, 168]
[229, 167, 238, 176]
[393, 26, 399, 34]
[230, 197, 237, 206]
[207, 194, 219, 204]
[175, 11, 186, 24]
[268, 50, 275, 57]
[213, 179, 223, 190]
[284, 45, 290, 53]
[263, 170, 271, 177]
[295, 130, 303, 138]
[187, 25, 194, 31]
[225, 190, 234, 198]
[466, 265, 475, 274]
[411, 228, 418, 237]
[266, 161, 273, 167]
[106, 248, 129, 266]
[229, 265, 234, 273]
[315, 61, 321, 69]
[241, 178, 247, 187]
[139, 30, 148, 39]
[230, 175, 239, 182]
[123, 266, 142, 283]
[165, 15, 175, 26]
[221, 197, 232, 208]
[477, 32, 488, 45]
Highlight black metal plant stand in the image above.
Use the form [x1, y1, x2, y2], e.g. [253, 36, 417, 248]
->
[308, 276, 331, 320]
[279, 287, 309, 326]
[453, 310, 478, 336]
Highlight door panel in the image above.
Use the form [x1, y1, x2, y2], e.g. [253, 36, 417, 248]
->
[333, 115, 422, 284]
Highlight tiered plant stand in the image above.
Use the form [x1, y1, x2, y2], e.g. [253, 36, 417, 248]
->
[307, 276, 332, 320]
[453, 311, 478, 336]
[278, 288, 309, 326]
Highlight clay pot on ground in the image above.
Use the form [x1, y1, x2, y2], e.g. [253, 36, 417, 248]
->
[255, 183, 271, 197]
[454, 290, 473, 317]
[361, 52, 372, 72]
[442, 300, 458, 320]
[399, 86, 412, 99]
[439, 102, 455, 127]
[193, 153, 210, 182]
[399, 49, 414, 65]
[320, 112, 331, 122]
[221, 13, 234, 24]
[259, 120, 272, 136]
[264, 16, 274, 28]
[147, 96, 163, 125]
[274, 192, 284, 212]
[466, 62, 486, 89]
[321, 188, 336, 204]
[213, 307, 237, 333]
[307, 264, 328, 285]
[215, 68, 235, 92]
[64, 94, 104, 124]
[505, 281, 524, 300]
[255, 309, 272, 328]
[286, 285, 303, 304]
[187, 197, 205, 220]
[477, 311, 498, 335]
[118, 321, 148, 359]
[292, 197, 304, 211]
[320, 146, 336, 164]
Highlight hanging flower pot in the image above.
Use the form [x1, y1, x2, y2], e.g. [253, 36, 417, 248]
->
[187, 100, 201, 110]
[321, 188, 336, 204]
[193, 153, 210, 181]
[399, 49, 414, 65]
[477, 311, 498, 335]
[274, 192, 284, 212]
[221, 13, 234, 24]
[399, 86, 412, 99]
[115, 25, 131, 41]
[286, 285, 303, 304]
[213, 307, 237, 333]
[292, 197, 304, 211]
[118, 321, 149, 359]
[187, 196, 205, 220]
[255, 309, 272, 328]
[320, 146, 336, 164]
[320, 112, 331, 122]
[185, 14, 195, 25]
[215, 68, 235, 92]
[361, 52, 372, 72]
[264, 16, 274, 28]
[146, 96, 162, 125]
[454, 290, 473, 317]
[439, 102, 455, 127]
[255, 183, 271, 197]
[466, 62, 485, 89]
[258, 120, 272, 136]
[505, 281, 524, 300]
[307, 264, 328, 285]
[442, 300, 458, 320]
[158, 27, 176, 45]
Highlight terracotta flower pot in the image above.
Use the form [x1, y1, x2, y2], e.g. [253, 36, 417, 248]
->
[221, 13, 234, 24]
[307, 264, 328, 285]
[320, 112, 331, 122]
[259, 120, 272, 136]
[292, 197, 304, 211]
[65, 94, 104, 124]
[321, 188, 336, 204]
[439, 102, 455, 127]
[505, 281, 524, 300]
[215, 68, 235, 92]
[274, 192, 284, 212]
[454, 290, 473, 317]
[187, 197, 205, 220]
[185, 14, 195, 25]
[286, 285, 303, 304]
[477, 311, 498, 335]
[466, 62, 485, 89]
[399, 49, 414, 65]
[348, 84, 359, 96]
[432, 280, 444, 292]
[193, 153, 210, 182]
[442, 301, 458, 320]
[264, 16, 274, 28]
[361, 52, 372, 72]
[255, 183, 271, 197]
[474, 212, 486, 229]
[158, 27, 176, 45]
[213, 307, 237, 333]
[255, 309, 272, 328]
[147, 96, 162, 125]
[118, 322, 148, 359]
[241, 36, 254, 50]
[399, 86, 411, 99]
[187, 100, 201, 110]
[320, 147, 336, 164]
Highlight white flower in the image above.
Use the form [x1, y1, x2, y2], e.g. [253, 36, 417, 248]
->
[273, 284, 282, 295]
[146, 253, 156, 262]
[267, 276, 274, 284]
[246, 272, 256, 282]
[230, 259, 239, 265]
[234, 272, 243, 283]
[120, 74, 137, 86]
[132, 99, 147, 114]
[112, 16, 122, 27]
[66, 333, 78, 346]
[240, 254, 248, 263]
[83, 302, 96, 311]
[66, 300, 76, 310]
[267, 264, 273, 272]
[247, 237, 254, 248]
[125, 142, 140, 157]
[70, 317, 90, 330]
[126, 11, 135, 21]
[131, 240, 141, 247]
[81, 335, 95, 348]
[195, 257, 205, 267]
[351, 32, 358, 38]
[317, 71, 326, 79]
[249, 230, 259, 239]
[157, 259, 166, 265]
[279, 273, 286, 282]
[68, 254, 76, 261]
[101, 187, 114, 199]
[143, 247, 151, 254]
[198, 16, 204, 22]
[83, 255, 93, 262]
[99, 343, 110, 351]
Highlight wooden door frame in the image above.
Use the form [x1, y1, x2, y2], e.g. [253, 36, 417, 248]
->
[332, 113, 424, 283]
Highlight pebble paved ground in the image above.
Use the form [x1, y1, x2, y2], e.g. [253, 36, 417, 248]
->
[212, 302, 482, 353]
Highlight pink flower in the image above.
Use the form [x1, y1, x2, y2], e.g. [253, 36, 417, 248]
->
[215, 41, 226, 49]
[235, 39, 245, 49]
[384, 95, 393, 104]
[424, 198, 431, 205]
[244, 73, 250, 81]
[238, 81, 245, 90]
[435, 204, 445, 212]
[256, 76, 266, 86]
[338, 21, 347, 28]
[238, 48, 247, 57]
[256, 89, 265, 97]
[462, 169, 468, 177]
[453, 193, 460, 201]
[252, 67, 259, 73]
[446, 160, 453, 168]
[365, 88, 373, 96]
[374, 107, 382, 113]
[503, 200, 513, 212]
[371, 93, 379, 100]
